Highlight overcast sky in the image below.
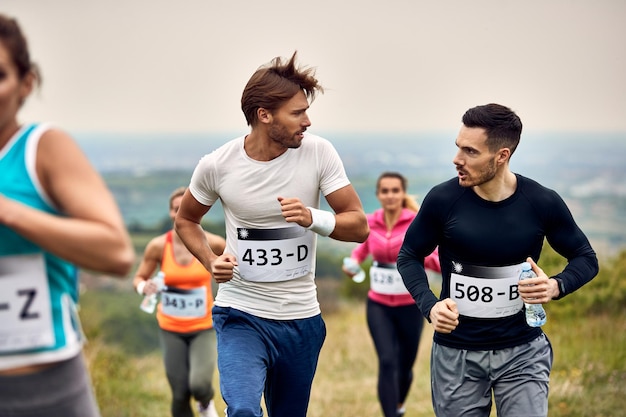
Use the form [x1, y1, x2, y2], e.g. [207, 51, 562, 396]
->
[4, 0, 625, 135]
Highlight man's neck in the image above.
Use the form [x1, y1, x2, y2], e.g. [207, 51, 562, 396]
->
[473, 170, 517, 202]
[244, 132, 287, 161]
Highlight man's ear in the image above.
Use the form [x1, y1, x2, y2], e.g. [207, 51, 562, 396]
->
[257, 108, 271, 124]
[497, 148, 511, 164]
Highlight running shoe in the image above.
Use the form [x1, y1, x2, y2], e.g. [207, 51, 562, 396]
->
[198, 400, 219, 417]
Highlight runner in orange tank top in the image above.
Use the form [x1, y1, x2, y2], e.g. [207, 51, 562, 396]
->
[133, 187, 226, 417]
[157, 230, 215, 333]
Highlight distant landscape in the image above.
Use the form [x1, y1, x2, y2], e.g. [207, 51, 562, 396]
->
[75, 130, 626, 258]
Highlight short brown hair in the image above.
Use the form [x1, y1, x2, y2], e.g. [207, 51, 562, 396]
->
[241, 51, 323, 126]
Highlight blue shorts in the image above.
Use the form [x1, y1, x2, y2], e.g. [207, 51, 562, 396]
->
[431, 334, 553, 417]
[212, 306, 326, 417]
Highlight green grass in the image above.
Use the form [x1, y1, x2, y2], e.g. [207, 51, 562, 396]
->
[82, 299, 626, 417]
[81, 247, 626, 417]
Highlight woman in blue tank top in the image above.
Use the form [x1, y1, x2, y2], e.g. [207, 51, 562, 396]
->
[0, 13, 135, 417]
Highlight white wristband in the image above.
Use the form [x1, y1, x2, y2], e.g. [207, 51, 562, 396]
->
[136, 280, 146, 295]
[306, 207, 336, 237]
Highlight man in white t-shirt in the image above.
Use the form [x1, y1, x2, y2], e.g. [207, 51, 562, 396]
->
[175, 51, 369, 417]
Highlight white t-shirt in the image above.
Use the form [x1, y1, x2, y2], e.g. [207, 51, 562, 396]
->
[189, 133, 350, 320]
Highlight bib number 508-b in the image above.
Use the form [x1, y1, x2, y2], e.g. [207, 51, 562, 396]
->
[450, 273, 522, 319]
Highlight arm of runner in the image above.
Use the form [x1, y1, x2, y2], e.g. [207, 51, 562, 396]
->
[0, 129, 134, 276]
[175, 189, 236, 283]
[206, 231, 226, 256]
[278, 184, 368, 243]
[132, 236, 165, 295]
[322, 184, 369, 242]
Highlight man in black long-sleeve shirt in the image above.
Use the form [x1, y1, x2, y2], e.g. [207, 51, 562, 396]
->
[397, 103, 598, 417]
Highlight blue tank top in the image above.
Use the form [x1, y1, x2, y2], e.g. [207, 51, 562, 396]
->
[0, 123, 83, 369]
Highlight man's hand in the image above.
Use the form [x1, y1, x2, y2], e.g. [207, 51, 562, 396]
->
[519, 257, 558, 303]
[210, 254, 238, 283]
[278, 196, 312, 227]
[429, 298, 459, 334]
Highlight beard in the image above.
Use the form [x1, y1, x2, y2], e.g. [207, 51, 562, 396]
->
[268, 121, 304, 149]
[458, 158, 497, 188]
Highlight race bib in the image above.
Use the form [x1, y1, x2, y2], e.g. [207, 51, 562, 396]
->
[370, 263, 409, 295]
[237, 227, 314, 282]
[449, 262, 523, 319]
[0, 254, 55, 352]
[161, 286, 207, 318]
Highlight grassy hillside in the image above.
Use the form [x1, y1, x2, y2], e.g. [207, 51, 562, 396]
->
[80, 246, 626, 417]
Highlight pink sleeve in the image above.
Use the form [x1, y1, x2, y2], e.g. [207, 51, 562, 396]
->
[350, 239, 370, 264]
[424, 246, 441, 272]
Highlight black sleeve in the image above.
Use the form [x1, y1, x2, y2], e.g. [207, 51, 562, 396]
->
[397, 190, 442, 320]
[542, 188, 599, 297]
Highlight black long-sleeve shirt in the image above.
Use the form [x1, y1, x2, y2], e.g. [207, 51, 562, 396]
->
[397, 174, 599, 350]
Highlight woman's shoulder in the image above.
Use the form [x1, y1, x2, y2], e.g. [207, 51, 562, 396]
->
[145, 232, 169, 252]
[367, 208, 385, 223]
[399, 208, 417, 221]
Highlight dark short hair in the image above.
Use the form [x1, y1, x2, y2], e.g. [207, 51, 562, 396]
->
[241, 51, 323, 126]
[462, 103, 523, 154]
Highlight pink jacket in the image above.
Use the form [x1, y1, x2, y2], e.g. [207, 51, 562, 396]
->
[351, 208, 440, 307]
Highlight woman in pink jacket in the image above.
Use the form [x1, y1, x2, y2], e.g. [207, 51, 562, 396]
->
[343, 172, 440, 417]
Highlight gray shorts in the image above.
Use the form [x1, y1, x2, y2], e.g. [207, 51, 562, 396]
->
[0, 354, 101, 417]
[431, 334, 553, 417]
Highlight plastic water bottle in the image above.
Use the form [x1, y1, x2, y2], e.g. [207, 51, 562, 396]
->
[519, 262, 547, 327]
[140, 271, 165, 314]
[343, 257, 366, 283]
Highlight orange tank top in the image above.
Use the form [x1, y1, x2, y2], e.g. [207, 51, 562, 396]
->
[156, 231, 214, 332]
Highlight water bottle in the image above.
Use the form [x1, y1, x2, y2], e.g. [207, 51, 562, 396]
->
[343, 257, 366, 283]
[519, 262, 547, 327]
[140, 271, 165, 314]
